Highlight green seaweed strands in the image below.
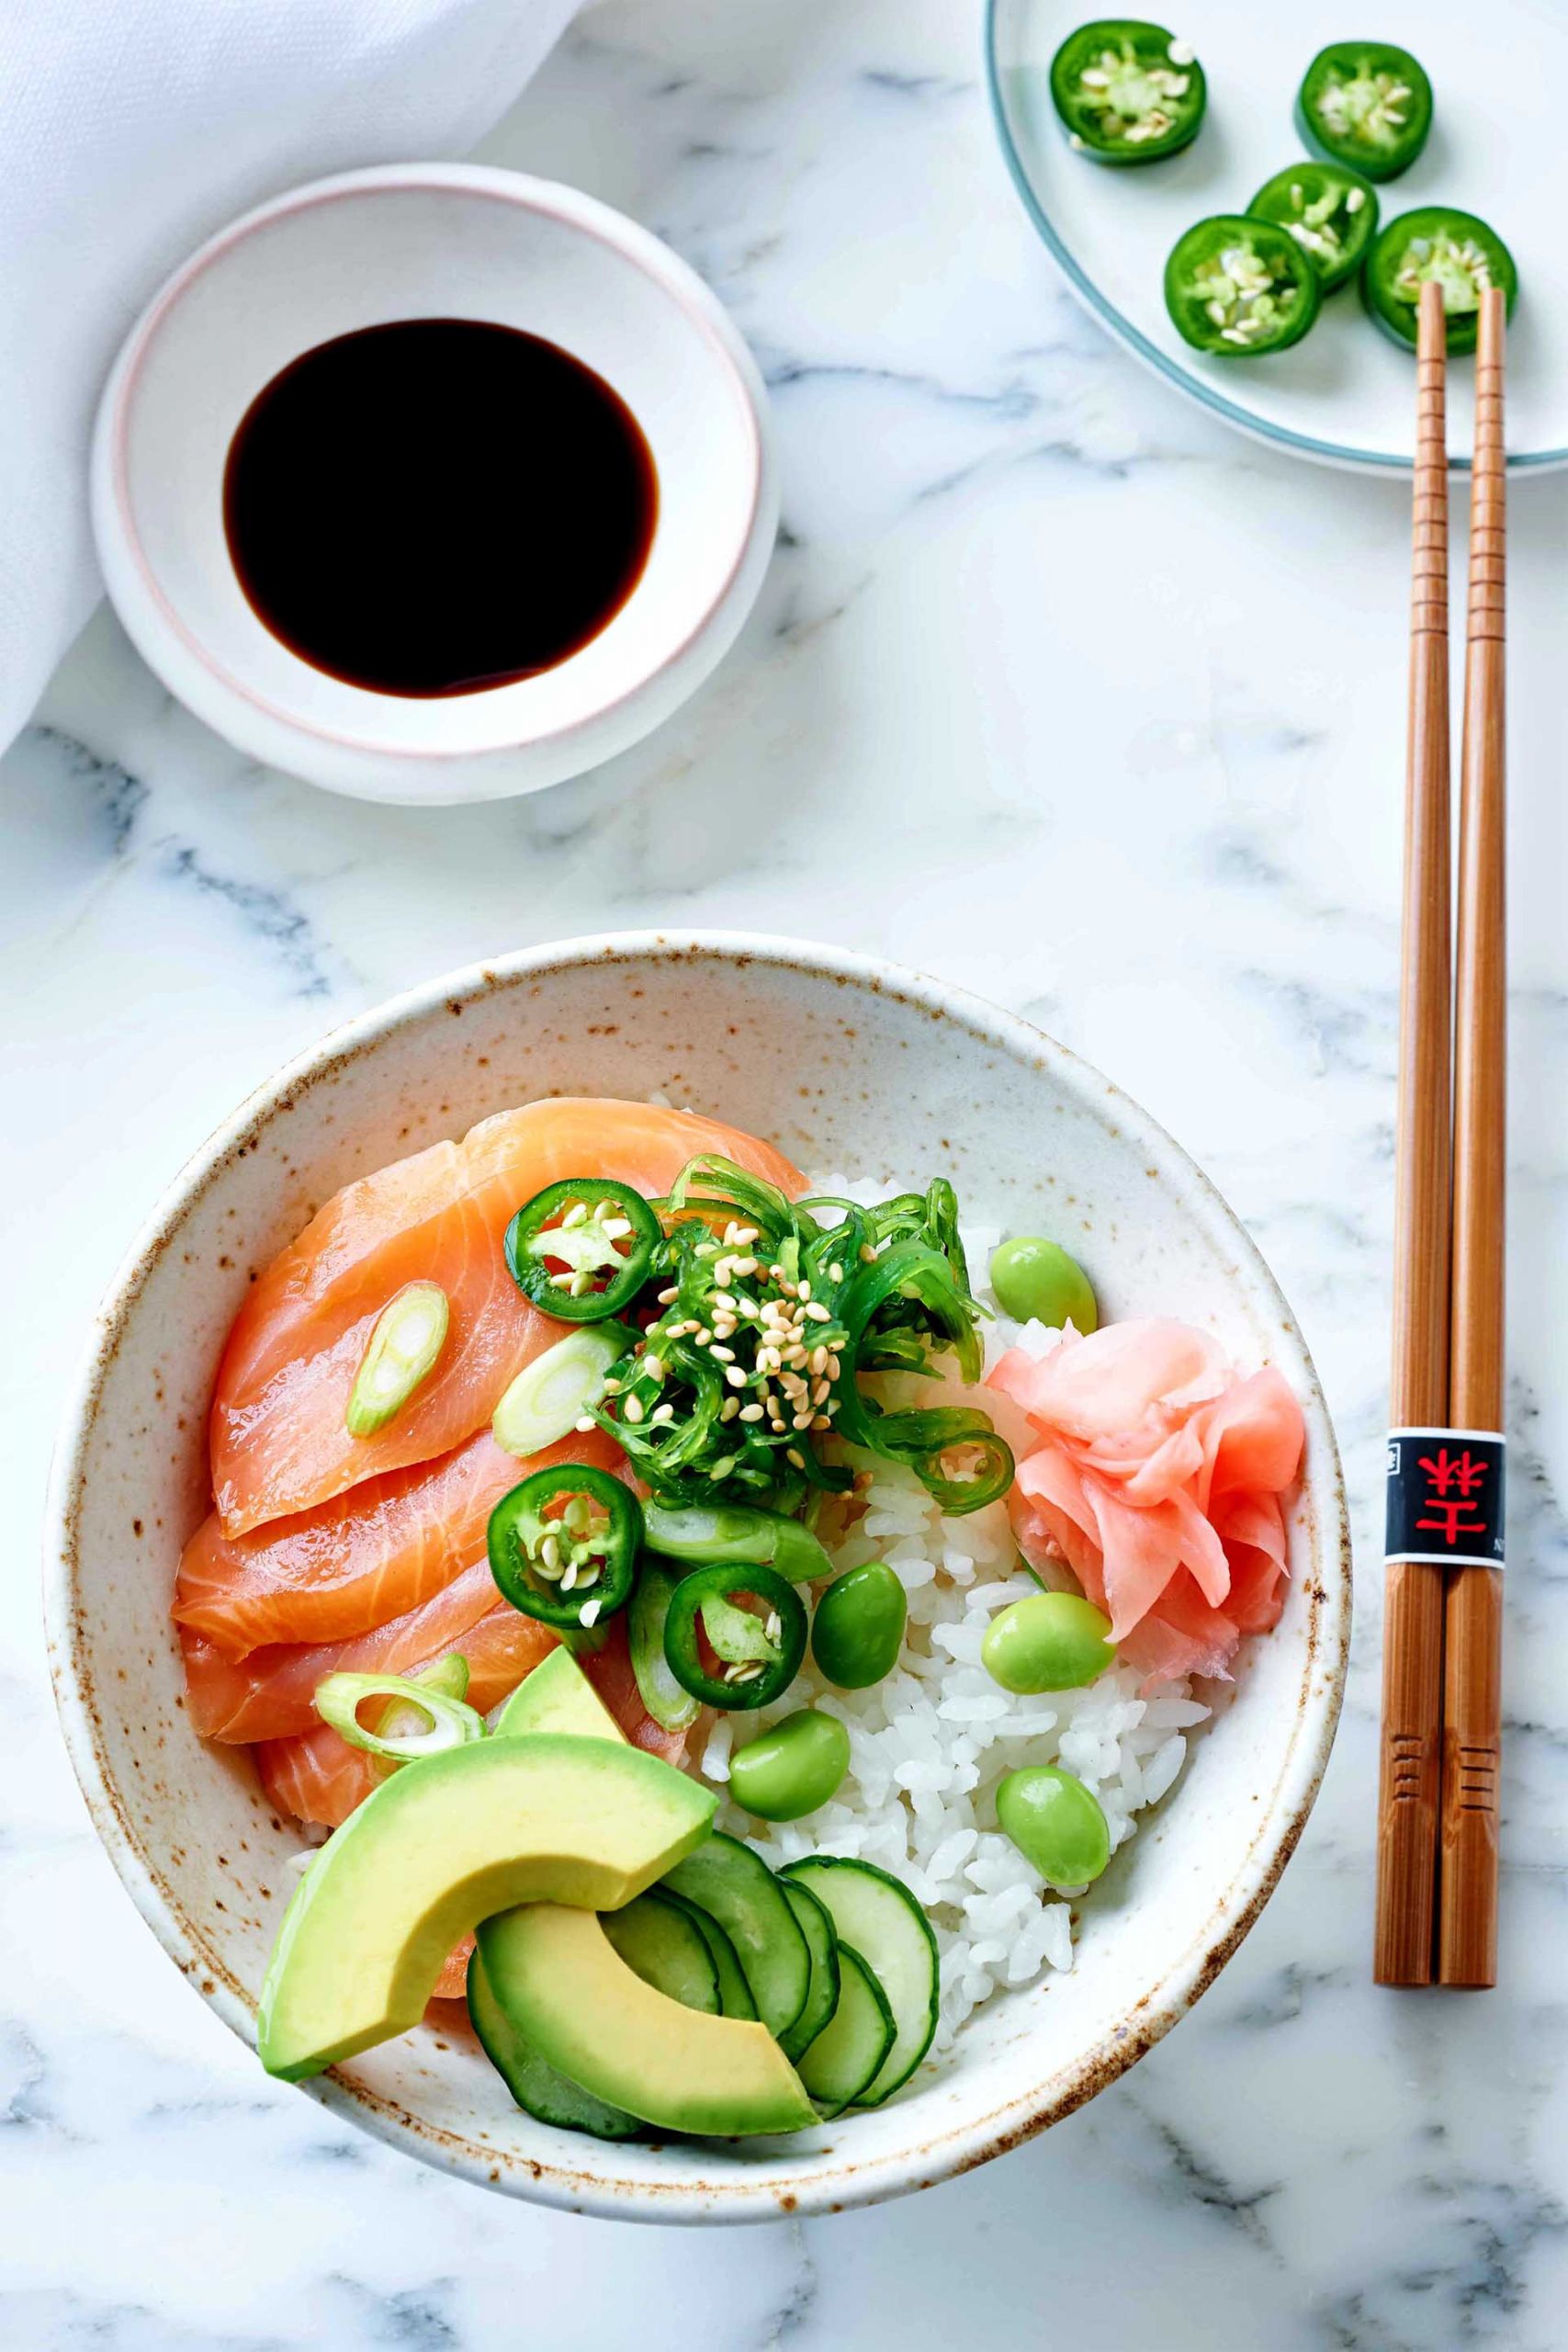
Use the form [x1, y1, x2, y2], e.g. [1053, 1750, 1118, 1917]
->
[597, 1157, 1010, 1516]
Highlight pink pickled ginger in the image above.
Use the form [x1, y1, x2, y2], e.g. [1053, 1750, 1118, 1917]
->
[988, 1318, 1304, 1685]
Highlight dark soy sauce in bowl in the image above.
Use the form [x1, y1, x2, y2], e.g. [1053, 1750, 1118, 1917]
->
[223, 319, 658, 698]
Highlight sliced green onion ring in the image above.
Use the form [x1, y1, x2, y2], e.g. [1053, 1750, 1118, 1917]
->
[345, 1281, 450, 1438]
[314, 1661, 485, 1766]
[492, 1323, 635, 1457]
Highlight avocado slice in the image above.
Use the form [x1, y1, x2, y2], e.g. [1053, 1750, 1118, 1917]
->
[490, 1646, 626, 1744]
[258, 1736, 714, 2081]
[478, 1903, 818, 2137]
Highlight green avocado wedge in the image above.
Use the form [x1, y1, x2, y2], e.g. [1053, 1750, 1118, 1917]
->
[489, 1645, 626, 1744]
[478, 1903, 818, 2137]
[468, 1946, 642, 2142]
[257, 1737, 714, 2081]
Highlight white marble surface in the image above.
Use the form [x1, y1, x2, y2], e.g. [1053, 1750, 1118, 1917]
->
[6, 2, 1568, 2344]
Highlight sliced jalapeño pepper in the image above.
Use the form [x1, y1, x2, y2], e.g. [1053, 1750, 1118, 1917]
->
[487, 1463, 641, 1631]
[1164, 216, 1320, 356]
[1296, 43, 1431, 184]
[1247, 163, 1378, 294]
[503, 1178, 660, 1321]
[1362, 209, 1518, 357]
[1048, 20, 1205, 164]
[662, 1563, 807, 1710]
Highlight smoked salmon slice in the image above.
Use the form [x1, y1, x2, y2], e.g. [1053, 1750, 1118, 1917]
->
[256, 1619, 688, 1827]
[990, 1321, 1304, 1684]
[175, 1428, 616, 1660]
[211, 1098, 803, 1537]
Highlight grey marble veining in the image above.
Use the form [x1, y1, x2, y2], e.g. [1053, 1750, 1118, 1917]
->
[6, 1, 1568, 2344]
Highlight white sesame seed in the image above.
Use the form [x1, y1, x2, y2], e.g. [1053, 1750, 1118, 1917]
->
[657, 1286, 678, 1306]
[623, 1396, 645, 1425]
[809, 1346, 829, 1375]
[573, 1416, 597, 1432]
[859, 1244, 877, 1263]
[786, 1448, 806, 1469]
[644, 1356, 665, 1381]
[812, 1414, 832, 1430]
[707, 1457, 738, 1480]
[721, 1397, 740, 1421]
[650, 1403, 675, 1425]
[724, 1366, 748, 1389]
[805, 1302, 831, 1324]
[710, 1345, 736, 1363]
[739, 1404, 764, 1423]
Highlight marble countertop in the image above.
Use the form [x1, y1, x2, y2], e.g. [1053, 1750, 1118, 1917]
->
[6, 3, 1568, 2344]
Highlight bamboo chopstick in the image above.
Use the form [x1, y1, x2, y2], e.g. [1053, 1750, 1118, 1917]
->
[1438, 285, 1508, 1986]
[1374, 280, 1452, 1987]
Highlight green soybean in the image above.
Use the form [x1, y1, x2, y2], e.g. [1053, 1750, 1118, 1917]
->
[982, 1592, 1116, 1694]
[996, 1766, 1111, 1887]
[988, 1237, 1098, 1333]
[811, 1561, 908, 1690]
[728, 1709, 850, 1822]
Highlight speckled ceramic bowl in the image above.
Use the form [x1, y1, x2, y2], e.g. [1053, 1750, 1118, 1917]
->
[45, 933, 1349, 2222]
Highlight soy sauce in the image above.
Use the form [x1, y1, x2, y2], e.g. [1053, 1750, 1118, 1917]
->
[223, 319, 658, 698]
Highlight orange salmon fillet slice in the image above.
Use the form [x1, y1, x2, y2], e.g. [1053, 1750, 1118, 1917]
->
[175, 1427, 615, 1660]
[211, 1097, 803, 1537]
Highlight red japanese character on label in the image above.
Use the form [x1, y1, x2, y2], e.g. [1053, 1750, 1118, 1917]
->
[1416, 1446, 1491, 1547]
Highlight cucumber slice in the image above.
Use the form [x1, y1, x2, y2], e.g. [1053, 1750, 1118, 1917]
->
[659, 1888, 757, 2019]
[778, 1878, 840, 2062]
[779, 1859, 938, 2103]
[491, 1324, 634, 1457]
[661, 1832, 810, 2040]
[468, 1947, 640, 2141]
[602, 1890, 720, 2014]
[628, 1564, 701, 1736]
[795, 1940, 895, 2118]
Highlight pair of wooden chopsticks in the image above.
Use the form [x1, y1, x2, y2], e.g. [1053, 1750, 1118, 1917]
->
[1374, 280, 1507, 1988]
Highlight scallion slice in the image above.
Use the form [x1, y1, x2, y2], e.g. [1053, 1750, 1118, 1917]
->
[345, 1281, 450, 1437]
[314, 1657, 484, 1767]
[491, 1323, 634, 1457]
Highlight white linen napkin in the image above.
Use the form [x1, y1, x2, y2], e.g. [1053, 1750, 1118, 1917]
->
[0, 0, 581, 755]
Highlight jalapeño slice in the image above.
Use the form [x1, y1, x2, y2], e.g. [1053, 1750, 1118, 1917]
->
[487, 1463, 641, 1631]
[1048, 20, 1205, 164]
[662, 1564, 807, 1711]
[1247, 162, 1378, 294]
[504, 1179, 660, 1321]
[1362, 209, 1518, 357]
[1296, 43, 1431, 183]
[1164, 216, 1321, 356]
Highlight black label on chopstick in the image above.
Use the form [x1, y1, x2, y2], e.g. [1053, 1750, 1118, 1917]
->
[1384, 1429, 1506, 1569]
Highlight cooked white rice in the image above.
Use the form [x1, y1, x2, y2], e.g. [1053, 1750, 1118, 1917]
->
[695, 1183, 1212, 2053]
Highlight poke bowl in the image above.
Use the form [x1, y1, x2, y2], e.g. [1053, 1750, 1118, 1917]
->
[45, 932, 1349, 2222]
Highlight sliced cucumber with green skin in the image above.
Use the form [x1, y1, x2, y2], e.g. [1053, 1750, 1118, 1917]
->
[468, 1947, 641, 2141]
[779, 1859, 938, 2105]
[778, 1878, 840, 2063]
[491, 1324, 635, 1457]
[795, 1941, 895, 2118]
[659, 1887, 757, 2019]
[660, 1831, 810, 2040]
[602, 1890, 720, 2015]
[627, 1563, 701, 1736]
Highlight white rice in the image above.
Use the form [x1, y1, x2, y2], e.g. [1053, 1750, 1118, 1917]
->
[695, 1182, 1212, 2053]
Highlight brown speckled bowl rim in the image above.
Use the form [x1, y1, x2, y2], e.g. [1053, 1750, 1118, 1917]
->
[44, 931, 1351, 2223]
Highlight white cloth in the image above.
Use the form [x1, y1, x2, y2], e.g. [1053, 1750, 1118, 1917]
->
[0, 0, 580, 753]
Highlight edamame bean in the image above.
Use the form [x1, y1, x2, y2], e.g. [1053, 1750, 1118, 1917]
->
[982, 1592, 1116, 1694]
[996, 1765, 1111, 1887]
[728, 1709, 850, 1821]
[811, 1561, 908, 1690]
[988, 1236, 1098, 1333]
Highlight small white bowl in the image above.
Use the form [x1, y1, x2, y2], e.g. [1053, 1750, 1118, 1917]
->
[45, 934, 1349, 2222]
[90, 168, 777, 804]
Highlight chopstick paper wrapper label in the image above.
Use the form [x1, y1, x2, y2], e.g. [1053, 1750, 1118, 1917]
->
[1384, 1430, 1506, 1569]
